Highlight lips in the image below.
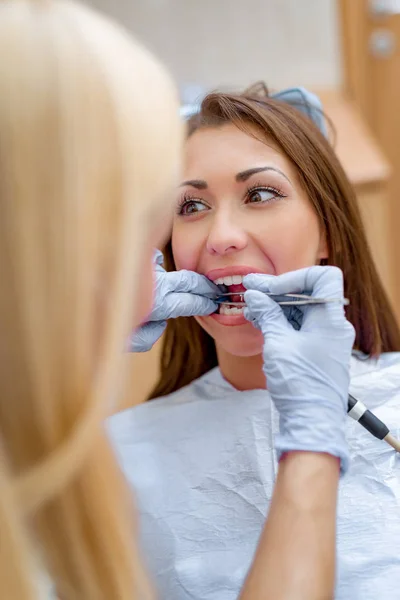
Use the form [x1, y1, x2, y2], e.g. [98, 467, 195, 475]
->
[209, 311, 248, 326]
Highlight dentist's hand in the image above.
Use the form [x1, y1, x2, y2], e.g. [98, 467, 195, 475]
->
[243, 266, 355, 473]
[129, 251, 218, 352]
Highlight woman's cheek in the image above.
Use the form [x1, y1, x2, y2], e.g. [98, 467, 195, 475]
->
[171, 226, 201, 271]
[253, 213, 321, 274]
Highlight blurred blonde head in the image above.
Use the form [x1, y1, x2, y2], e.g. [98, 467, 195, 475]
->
[0, 0, 182, 598]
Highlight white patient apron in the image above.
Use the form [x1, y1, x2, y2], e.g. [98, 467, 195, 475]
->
[109, 353, 400, 600]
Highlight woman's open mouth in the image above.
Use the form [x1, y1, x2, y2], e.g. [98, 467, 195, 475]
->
[205, 267, 266, 325]
[213, 275, 246, 315]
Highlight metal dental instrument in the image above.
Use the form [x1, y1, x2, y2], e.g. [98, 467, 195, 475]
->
[214, 292, 350, 307]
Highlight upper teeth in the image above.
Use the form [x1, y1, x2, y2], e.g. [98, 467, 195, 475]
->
[214, 275, 243, 286]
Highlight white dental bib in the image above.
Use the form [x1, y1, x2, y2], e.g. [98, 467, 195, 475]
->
[109, 353, 400, 600]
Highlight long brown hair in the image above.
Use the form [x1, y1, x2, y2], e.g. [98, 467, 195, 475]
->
[149, 85, 400, 400]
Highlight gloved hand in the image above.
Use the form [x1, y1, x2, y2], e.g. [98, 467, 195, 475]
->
[129, 251, 218, 352]
[243, 266, 355, 473]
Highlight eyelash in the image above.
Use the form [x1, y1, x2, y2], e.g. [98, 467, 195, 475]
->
[176, 191, 207, 214]
[245, 182, 286, 204]
[177, 182, 286, 216]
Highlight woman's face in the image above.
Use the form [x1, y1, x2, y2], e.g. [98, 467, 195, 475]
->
[172, 123, 328, 357]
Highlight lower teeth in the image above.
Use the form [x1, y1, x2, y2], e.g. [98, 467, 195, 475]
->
[219, 304, 244, 315]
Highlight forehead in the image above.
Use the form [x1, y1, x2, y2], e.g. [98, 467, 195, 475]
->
[183, 123, 295, 179]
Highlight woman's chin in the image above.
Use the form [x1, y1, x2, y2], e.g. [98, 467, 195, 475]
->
[195, 315, 264, 357]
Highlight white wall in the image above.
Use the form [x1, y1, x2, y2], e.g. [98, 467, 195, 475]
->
[87, 0, 341, 95]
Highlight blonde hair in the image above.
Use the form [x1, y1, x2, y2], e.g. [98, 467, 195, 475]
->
[0, 1, 181, 598]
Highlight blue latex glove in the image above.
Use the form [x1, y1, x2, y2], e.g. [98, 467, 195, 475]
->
[130, 251, 218, 352]
[243, 266, 355, 473]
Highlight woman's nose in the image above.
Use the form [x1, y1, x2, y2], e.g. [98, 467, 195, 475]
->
[206, 214, 248, 256]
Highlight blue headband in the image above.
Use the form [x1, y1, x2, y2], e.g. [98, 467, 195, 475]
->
[180, 86, 327, 138]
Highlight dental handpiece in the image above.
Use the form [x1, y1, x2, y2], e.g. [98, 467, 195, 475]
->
[347, 394, 400, 452]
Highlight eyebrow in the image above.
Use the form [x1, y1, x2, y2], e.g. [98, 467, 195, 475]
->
[235, 166, 291, 184]
[180, 166, 291, 189]
[179, 179, 208, 189]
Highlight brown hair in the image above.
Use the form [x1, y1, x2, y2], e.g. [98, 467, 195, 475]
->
[149, 84, 400, 400]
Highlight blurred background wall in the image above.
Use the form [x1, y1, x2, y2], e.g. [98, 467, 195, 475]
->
[88, 0, 341, 95]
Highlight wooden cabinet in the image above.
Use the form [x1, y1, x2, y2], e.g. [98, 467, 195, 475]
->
[317, 90, 395, 304]
[338, 0, 400, 317]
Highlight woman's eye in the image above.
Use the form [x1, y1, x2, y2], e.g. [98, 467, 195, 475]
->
[178, 200, 208, 216]
[246, 188, 278, 204]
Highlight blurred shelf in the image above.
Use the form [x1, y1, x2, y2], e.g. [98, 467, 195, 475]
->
[314, 88, 391, 186]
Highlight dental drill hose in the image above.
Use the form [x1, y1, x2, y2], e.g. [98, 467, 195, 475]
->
[348, 394, 400, 452]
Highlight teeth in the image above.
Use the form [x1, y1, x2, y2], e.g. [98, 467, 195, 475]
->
[232, 275, 242, 285]
[219, 305, 244, 315]
[214, 275, 243, 286]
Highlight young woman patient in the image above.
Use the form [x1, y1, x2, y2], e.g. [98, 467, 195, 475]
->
[110, 85, 400, 600]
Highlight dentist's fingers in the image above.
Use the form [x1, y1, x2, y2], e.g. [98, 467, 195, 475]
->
[243, 273, 276, 294]
[153, 249, 165, 266]
[158, 292, 217, 319]
[243, 267, 346, 328]
[273, 267, 344, 300]
[244, 290, 293, 335]
[244, 267, 344, 298]
[164, 270, 220, 297]
[128, 321, 167, 352]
